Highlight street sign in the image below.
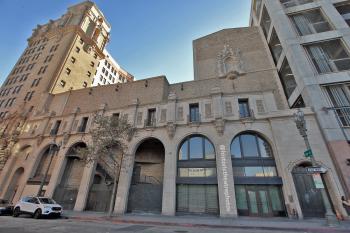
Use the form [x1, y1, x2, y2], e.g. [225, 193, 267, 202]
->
[304, 149, 313, 158]
[306, 166, 327, 174]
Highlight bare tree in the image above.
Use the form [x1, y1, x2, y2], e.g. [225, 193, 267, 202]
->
[76, 113, 135, 216]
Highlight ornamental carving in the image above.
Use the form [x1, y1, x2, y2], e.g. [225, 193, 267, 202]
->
[217, 44, 245, 79]
[167, 123, 176, 139]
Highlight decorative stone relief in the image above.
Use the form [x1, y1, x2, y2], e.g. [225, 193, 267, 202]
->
[136, 112, 143, 125]
[224, 101, 233, 116]
[160, 109, 167, 123]
[205, 103, 212, 118]
[256, 99, 266, 114]
[215, 119, 225, 136]
[217, 44, 245, 79]
[167, 123, 176, 138]
[177, 107, 183, 121]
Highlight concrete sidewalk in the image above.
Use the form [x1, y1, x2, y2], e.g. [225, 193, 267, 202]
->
[62, 211, 350, 232]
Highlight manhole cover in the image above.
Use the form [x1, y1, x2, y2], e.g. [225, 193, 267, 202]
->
[118, 225, 152, 232]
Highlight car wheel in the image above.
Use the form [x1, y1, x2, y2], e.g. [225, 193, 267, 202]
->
[33, 209, 41, 219]
[12, 207, 20, 217]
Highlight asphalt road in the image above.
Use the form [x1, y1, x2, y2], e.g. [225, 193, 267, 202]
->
[0, 215, 312, 233]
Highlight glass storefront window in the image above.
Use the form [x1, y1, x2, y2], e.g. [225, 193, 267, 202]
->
[178, 168, 216, 177]
[231, 133, 273, 159]
[232, 166, 277, 177]
[235, 185, 248, 210]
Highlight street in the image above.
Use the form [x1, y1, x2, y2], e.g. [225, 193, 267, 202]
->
[0, 216, 348, 233]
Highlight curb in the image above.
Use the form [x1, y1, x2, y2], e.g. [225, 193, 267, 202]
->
[67, 215, 350, 233]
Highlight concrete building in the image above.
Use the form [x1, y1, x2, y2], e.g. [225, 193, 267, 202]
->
[0, 0, 348, 220]
[92, 49, 133, 86]
[250, 0, 350, 197]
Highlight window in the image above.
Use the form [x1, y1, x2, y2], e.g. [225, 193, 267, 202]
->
[325, 85, 350, 126]
[280, 0, 313, 8]
[75, 46, 80, 53]
[50, 120, 61, 135]
[90, 61, 95, 67]
[79, 38, 84, 44]
[290, 9, 332, 36]
[37, 65, 48, 74]
[336, 3, 350, 26]
[260, 7, 271, 38]
[71, 57, 76, 63]
[269, 29, 283, 64]
[146, 108, 156, 127]
[238, 99, 251, 118]
[291, 96, 306, 109]
[78, 117, 89, 132]
[65, 68, 71, 75]
[60, 80, 66, 87]
[24, 91, 34, 101]
[231, 132, 272, 158]
[189, 103, 200, 123]
[179, 135, 215, 160]
[83, 81, 87, 88]
[87, 71, 91, 77]
[305, 39, 350, 73]
[279, 58, 297, 98]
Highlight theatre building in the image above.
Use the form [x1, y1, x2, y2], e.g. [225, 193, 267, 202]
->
[0, 1, 348, 219]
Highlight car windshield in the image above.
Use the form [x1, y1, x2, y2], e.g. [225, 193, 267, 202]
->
[38, 198, 56, 204]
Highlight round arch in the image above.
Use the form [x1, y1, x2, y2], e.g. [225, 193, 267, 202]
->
[4, 167, 24, 203]
[127, 137, 165, 213]
[32, 144, 59, 181]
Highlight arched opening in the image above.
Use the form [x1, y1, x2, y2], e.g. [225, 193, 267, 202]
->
[32, 144, 59, 183]
[127, 138, 165, 213]
[292, 162, 332, 218]
[4, 167, 24, 203]
[176, 135, 219, 215]
[53, 142, 86, 210]
[231, 132, 286, 217]
[85, 164, 113, 212]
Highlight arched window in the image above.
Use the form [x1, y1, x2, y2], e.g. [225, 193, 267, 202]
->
[230, 132, 286, 217]
[178, 135, 215, 160]
[176, 135, 219, 215]
[231, 133, 272, 158]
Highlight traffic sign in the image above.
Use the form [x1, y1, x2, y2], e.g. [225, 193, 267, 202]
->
[304, 149, 313, 158]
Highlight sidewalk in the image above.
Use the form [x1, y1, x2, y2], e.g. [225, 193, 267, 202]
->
[62, 211, 350, 232]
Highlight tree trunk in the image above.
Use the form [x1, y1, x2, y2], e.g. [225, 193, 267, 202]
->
[108, 153, 123, 217]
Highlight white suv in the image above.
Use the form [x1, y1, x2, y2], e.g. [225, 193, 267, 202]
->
[13, 196, 62, 219]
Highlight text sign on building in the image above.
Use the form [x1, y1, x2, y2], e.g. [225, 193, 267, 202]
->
[306, 166, 327, 174]
[219, 145, 231, 213]
[312, 173, 325, 189]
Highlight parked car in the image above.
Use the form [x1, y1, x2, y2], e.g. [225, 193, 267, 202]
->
[0, 199, 13, 215]
[13, 196, 62, 219]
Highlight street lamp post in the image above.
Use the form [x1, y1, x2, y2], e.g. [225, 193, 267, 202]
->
[293, 109, 338, 225]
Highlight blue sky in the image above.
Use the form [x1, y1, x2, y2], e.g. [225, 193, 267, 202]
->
[0, 0, 251, 84]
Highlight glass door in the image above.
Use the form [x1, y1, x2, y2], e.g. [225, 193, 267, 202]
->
[247, 187, 273, 217]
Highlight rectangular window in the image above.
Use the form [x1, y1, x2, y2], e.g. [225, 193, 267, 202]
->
[279, 58, 297, 98]
[260, 7, 271, 38]
[50, 120, 61, 135]
[189, 103, 200, 123]
[280, 0, 313, 8]
[75, 46, 80, 53]
[78, 117, 89, 132]
[146, 108, 156, 127]
[336, 3, 350, 26]
[65, 68, 71, 75]
[269, 29, 283, 64]
[239, 99, 251, 118]
[325, 85, 350, 126]
[290, 9, 332, 36]
[87, 71, 91, 77]
[305, 39, 350, 73]
[71, 57, 76, 63]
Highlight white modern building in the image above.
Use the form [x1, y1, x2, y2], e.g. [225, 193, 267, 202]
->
[250, 0, 350, 198]
[92, 49, 133, 86]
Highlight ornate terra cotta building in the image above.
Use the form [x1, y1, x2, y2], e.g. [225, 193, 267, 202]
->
[0, 1, 348, 219]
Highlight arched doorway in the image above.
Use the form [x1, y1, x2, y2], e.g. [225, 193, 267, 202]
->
[292, 162, 331, 218]
[176, 135, 219, 215]
[53, 142, 86, 210]
[127, 138, 165, 213]
[4, 167, 24, 203]
[32, 144, 59, 184]
[231, 132, 286, 217]
[85, 164, 113, 212]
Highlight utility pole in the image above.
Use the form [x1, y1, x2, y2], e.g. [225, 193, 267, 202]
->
[294, 109, 338, 226]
